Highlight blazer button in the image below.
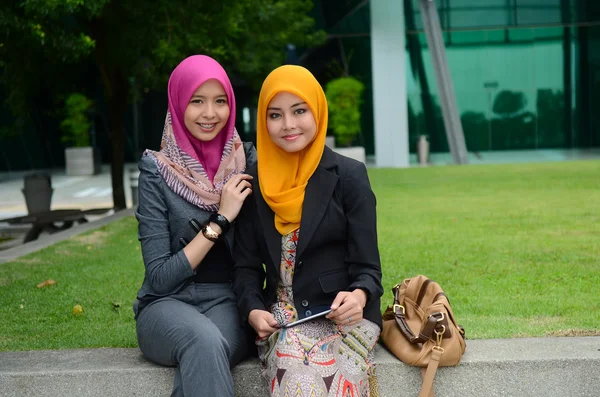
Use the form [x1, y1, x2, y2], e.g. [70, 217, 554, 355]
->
[305, 310, 312, 317]
[297, 261, 303, 269]
[301, 300, 309, 307]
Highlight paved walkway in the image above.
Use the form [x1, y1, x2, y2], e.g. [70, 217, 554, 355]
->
[0, 163, 139, 219]
[413, 147, 600, 166]
[0, 164, 138, 251]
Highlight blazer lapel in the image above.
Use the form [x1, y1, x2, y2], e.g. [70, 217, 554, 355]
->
[296, 148, 339, 259]
[254, 183, 282, 270]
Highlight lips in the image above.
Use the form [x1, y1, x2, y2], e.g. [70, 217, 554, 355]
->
[283, 134, 301, 141]
[197, 123, 217, 132]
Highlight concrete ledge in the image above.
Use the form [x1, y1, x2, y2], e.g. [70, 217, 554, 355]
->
[1, 337, 598, 396]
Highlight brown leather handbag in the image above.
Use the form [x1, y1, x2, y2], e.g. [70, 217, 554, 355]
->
[380, 275, 466, 397]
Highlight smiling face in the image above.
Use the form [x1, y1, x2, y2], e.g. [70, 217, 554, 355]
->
[184, 79, 230, 142]
[266, 91, 317, 153]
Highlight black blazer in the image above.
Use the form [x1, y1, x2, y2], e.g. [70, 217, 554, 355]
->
[232, 146, 383, 328]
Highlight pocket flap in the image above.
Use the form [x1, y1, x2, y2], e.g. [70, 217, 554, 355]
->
[318, 270, 352, 294]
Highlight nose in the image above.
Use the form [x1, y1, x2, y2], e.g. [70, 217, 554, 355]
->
[283, 116, 295, 131]
[202, 104, 215, 119]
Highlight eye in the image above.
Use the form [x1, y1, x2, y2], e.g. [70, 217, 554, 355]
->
[216, 98, 227, 104]
[294, 108, 306, 115]
[268, 112, 281, 120]
[190, 99, 202, 104]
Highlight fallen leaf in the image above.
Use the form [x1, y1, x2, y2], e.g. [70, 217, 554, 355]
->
[19, 304, 24, 309]
[73, 304, 84, 316]
[111, 301, 121, 310]
[37, 279, 57, 288]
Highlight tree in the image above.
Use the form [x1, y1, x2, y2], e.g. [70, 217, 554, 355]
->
[492, 90, 528, 119]
[1, 0, 325, 209]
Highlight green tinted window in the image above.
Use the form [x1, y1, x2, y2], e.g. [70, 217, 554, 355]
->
[407, 27, 568, 151]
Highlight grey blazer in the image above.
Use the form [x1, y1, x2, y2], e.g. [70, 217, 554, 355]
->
[133, 142, 257, 316]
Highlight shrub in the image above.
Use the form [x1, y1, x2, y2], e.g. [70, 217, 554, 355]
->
[60, 93, 94, 147]
[325, 76, 364, 147]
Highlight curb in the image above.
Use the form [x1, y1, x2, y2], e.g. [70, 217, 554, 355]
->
[0, 208, 135, 264]
[1, 337, 599, 396]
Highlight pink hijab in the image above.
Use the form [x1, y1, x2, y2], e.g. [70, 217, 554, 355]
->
[144, 55, 246, 211]
[167, 55, 237, 181]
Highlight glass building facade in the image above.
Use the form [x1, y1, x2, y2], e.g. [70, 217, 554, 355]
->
[311, 0, 600, 155]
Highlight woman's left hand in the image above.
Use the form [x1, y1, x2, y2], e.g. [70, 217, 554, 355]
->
[326, 289, 367, 326]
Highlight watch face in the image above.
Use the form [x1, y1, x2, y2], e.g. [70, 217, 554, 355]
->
[216, 214, 226, 223]
[210, 213, 230, 233]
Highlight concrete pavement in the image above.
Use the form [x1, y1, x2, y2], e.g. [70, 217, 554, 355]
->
[0, 164, 139, 219]
[0, 164, 138, 251]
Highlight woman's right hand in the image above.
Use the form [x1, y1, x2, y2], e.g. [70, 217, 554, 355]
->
[248, 309, 279, 339]
[218, 173, 253, 222]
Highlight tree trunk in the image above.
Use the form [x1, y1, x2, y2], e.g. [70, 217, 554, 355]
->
[91, 14, 127, 210]
[108, 69, 128, 210]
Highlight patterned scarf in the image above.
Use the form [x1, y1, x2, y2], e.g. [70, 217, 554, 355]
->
[145, 55, 246, 211]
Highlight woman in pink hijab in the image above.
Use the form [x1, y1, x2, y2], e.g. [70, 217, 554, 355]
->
[133, 55, 256, 396]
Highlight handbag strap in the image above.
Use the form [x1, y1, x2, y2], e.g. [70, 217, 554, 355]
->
[392, 285, 443, 344]
[418, 347, 443, 397]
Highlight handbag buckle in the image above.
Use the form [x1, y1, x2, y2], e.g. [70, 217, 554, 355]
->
[393, 304, 405, 315]
[435, 324, 446, 346]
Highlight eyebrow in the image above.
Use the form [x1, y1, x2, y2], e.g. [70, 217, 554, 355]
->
[190, 94, 227, 98]
[267, 102, 307, 111]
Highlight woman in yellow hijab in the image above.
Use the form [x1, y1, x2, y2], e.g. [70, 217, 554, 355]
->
[233, 65, 383, 396]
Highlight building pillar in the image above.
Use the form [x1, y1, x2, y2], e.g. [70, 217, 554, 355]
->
[371, 0, 409, 167]
[419, 0, 468, 164]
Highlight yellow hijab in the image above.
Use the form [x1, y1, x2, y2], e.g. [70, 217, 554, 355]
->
[257, 65, 328, 235]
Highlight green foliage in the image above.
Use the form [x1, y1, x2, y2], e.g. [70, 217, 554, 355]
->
[133, 0, 326, 92]
[60, 93, 94, 147]
[1, 0, 326, 112]
[0, 0, 326, 209]
[325, 76, 365, 147]
[0, 1, 98, 116]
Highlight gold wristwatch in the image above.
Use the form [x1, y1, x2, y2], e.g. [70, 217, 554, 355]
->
[201, 223, 221, 243]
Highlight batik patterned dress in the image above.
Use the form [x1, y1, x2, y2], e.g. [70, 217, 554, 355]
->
[257, 230, 380, 397]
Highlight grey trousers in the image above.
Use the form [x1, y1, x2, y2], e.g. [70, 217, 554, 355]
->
[135, 283, 248, 397]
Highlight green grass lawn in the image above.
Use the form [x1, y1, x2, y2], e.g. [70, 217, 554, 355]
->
[1, 160, 599, 351]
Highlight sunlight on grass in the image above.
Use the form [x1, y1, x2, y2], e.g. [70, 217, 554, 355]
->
[0, 160, 598, 350]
